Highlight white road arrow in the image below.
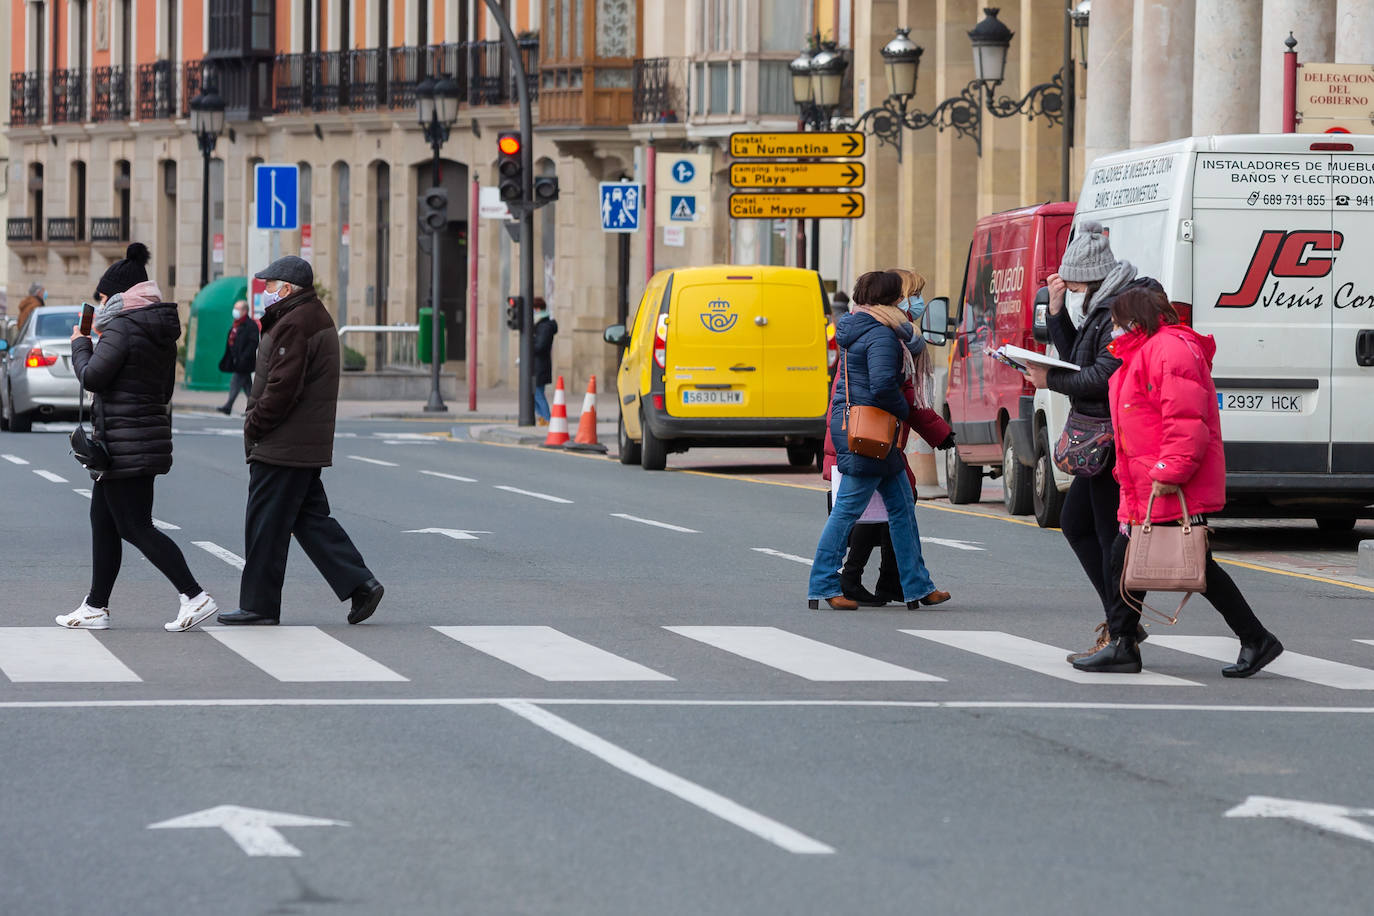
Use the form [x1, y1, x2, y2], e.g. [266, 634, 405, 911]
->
[404, 528, 491, 540]
[147, 805, 349, 857]
[1225, 795, 1374, 844]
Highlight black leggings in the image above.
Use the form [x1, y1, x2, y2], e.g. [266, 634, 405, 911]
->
[88, 475, 201, 607]
[1059, 465, 1121, 615]
[842, 524, 899, 594]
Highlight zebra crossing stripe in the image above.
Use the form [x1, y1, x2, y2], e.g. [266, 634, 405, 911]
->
[903, 630, 1203, 686]
[1157, 636, 1374, 690]
[435, 626, 673, 681]
[0, 628, 141, 683]
[205, 627, 407, 682]
[667, 626, 943, 682]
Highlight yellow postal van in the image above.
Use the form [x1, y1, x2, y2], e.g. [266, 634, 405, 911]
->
[604, 265, 833, 471]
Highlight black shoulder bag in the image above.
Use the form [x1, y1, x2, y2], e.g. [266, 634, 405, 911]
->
[70, 376, 111, 473]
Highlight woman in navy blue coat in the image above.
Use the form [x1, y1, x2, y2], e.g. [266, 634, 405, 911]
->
[807, 271, 949, 610]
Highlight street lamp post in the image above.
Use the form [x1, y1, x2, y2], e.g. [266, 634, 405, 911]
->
[189, 80, 225, 291]
[416, 75, 461, 413]
[790, 42, 848, 273]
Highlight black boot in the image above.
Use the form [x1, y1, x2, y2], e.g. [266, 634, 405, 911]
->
[840, 573, 884, 607]
[1070, 635, 1142, 673]
[1222, 633, 1284, 679]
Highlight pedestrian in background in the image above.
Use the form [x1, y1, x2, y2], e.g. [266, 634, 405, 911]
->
[16, 283, 45, 331]
[217, 256, 384, 627]
[1024, 221, 1162, 660]
[808, 270, 949, 612]
[531, 297, 558, 425]
[217, 299, 259, 416]
[59, 243, 219, 632]
[1072, 286, 1284, 676]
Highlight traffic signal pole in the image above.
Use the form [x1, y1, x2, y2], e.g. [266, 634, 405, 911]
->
[486, 0, 535, 427]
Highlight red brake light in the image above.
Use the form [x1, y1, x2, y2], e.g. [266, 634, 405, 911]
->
[827, 322, 838, 369]
[1171, 301, 1193, 327]
[652, 394, 665, 411]
[25, 348, 58, 369]
[1310, 142, 1354, 151]
[653, 314, 668, 369]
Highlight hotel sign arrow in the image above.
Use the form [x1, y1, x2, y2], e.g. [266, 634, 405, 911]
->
[728, 192, 865, 220]
[729, 162, 865, 189]
[729, 132, 865, 159]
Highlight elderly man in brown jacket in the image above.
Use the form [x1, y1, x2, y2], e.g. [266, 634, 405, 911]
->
[217, 256, 384, 626]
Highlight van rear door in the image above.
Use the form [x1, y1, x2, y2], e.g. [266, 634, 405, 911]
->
[758, 268, 828, 418]
[1329, 150, 1374, 474]
[665, 273, 764, 419]
[1192, 151, 1333, 476]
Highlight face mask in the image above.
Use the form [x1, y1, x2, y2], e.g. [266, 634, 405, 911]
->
[1110, 325, 1128, 340]
[1065, 290, 1088, 328]
[902, 295, 926, 321]
[233, 308, 246, 321]
[260, 285, 288, 309]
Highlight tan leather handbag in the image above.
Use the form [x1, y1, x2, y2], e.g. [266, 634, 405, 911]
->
[1120, 491, 1209, 625]
[842, 352, 898, 461]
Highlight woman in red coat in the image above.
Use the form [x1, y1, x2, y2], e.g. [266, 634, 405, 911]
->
[1071, 287, 1283, 677]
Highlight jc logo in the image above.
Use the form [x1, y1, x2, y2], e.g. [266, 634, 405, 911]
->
[1217, 229, 1344, 308]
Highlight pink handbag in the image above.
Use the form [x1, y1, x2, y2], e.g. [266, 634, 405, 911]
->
[1119, 491, 1209, 625]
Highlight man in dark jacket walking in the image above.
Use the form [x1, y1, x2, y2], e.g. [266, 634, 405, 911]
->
[530, 298, 557, 424]
[216, 256, 384, 626]
[217, 299, 259, 415]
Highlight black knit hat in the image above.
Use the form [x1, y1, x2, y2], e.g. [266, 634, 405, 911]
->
[95, 243, 151, 300]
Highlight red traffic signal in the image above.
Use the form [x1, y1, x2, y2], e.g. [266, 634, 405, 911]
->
[498, 134, 522, 156]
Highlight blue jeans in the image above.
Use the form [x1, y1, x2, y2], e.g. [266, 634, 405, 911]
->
[533, 385, 550, 421]
[808, 471, 935, 602]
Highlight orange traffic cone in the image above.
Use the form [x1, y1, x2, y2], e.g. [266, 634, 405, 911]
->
[541, 376, 570, 447]
[565, 376, 608, 453]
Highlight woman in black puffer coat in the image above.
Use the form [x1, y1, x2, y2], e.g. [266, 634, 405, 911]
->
[59, 244, 218, 633]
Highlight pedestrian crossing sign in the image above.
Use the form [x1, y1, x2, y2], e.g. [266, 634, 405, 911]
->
[670, 194, 697, 222]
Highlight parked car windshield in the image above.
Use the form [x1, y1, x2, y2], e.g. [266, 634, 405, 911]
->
[32, 311, 81, 339]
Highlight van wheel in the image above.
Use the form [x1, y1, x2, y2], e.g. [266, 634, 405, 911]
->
[1033, 427, 1065, 529]
[1002, 436, 1034, 516]
[787, 443, 816, 468]
[640, 412, 667, 471]
[1316, 516, 1357, 532]
[945, 441, 982, 504]
[618, 414, 641, 466]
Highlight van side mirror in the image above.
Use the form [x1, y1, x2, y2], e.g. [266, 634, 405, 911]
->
[1033, 287, 1050, 344]
[603, 324, 628, 347]
[921, 296, 950, 346]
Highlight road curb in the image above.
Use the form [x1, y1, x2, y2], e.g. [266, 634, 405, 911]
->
[466, 424, 548, 447]
[1360, 540, 1374, 579]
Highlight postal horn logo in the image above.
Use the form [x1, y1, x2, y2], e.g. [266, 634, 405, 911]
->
[701, 298, 738, 333]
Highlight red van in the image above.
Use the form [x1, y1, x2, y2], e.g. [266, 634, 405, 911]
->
[926, 202, 1075, 523]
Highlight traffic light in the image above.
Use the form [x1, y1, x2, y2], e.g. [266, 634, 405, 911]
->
[533, 175, 560, 206]
[505, 295, 524, 331]
[497, 132, 523, 202]
[419, 186, 448, 232]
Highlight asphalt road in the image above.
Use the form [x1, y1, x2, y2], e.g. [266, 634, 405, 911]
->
[2, 412, 1373, 915]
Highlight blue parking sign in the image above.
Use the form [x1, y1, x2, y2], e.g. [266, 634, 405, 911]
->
[255, 164, 299, 231]
[599, 182, 641, 233]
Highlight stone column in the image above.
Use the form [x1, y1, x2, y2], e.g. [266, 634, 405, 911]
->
[896, 0, 939, 286]
[850, 0, 900, 279]
[1259, 0, 1336, 132]
[977, 1, 1026, 217]
[1083, 0, 1132, 167]
[1018, 0, 1066, 204]
[932, 0, 980, 303]
[1335, 0, 1374, 63]
[1193, 0, 1263, 135]
[1130, 0, 1196, 147]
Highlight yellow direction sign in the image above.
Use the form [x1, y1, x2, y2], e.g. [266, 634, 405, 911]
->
[729, 192, 866, 220]
[730, 132, 865, 159]
[729, 162, 865, 189]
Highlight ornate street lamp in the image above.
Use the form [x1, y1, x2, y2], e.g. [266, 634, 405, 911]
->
[881, 27, 922, 101]
[190, 79, 225, 290]
[809, 44, 849, 112]
[790, 49, 815, 107]
[415, 74, 462, 413]
[968, 8, 1064, 126]
[1070, 0, 1091, 97]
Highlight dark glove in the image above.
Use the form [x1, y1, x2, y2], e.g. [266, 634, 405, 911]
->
[937, 433, 956, 451]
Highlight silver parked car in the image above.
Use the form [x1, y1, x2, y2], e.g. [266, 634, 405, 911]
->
[0, 305, 84, 432]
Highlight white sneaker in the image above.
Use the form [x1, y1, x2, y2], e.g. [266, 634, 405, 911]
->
[56, 601, 110, 629]
[164, 591, 219, 632]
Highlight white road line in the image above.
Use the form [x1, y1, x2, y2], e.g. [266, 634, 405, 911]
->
[1158, 636, 1374, 690]
[347, 455, 399, 467]
[903, 631, 1203, 686]
[493, 485, 573, 504]
[751, 547, 812, 565]
[419, 470, 477, 483]
[0, 628, 141, 683]
[500, 700, 834, 855]
[73, 488, 92, 499]
[610, 513, 699, 534]
[435, 626, 673, 681]
[193, 541, 246, 571]
[922, 537, 984, 552]
[152, 518, 180, 531]
[205, 627, 407, 682]
[1, 454, 29, 465]
[33, 469, 68, 483]
[383, 439, 437, 445]
[666, 626, 943, 682]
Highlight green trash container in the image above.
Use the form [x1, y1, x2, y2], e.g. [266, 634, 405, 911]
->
[417, 308, 447, 364]
[184, 276, 249, 391]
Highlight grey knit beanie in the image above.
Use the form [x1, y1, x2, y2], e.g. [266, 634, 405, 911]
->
[1058, 220, 1116, 282]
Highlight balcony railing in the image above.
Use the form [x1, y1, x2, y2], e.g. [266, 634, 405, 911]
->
[10, 72, 43, 126]
[47, 218, 79, 242]
[51, 68, 86, 123]
[92, 66, 132, 122]
[632, 58, 689, 124]
[90, 218, 126, 243]
[7, 218, 36, 243]
[136, 60, 177, 120]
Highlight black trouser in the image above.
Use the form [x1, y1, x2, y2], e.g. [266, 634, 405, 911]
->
[223, 372, 252, 410]
[1107, 530, 1267, 645]
[89, 475, 201, 607]
[842, 524, 899, 595]
[1059, 461, 1121, 615]
[239, 462, 373, 619]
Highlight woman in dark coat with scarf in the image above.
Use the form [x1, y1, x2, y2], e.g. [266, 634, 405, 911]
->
[57, 243, 219, 633]
[807, 270, 949, 611]
[218, 299, 259, 415]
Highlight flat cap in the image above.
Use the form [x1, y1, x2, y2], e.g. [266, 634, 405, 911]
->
[254, 255, 314, 288]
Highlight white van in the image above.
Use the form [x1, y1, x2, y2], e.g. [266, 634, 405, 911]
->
[1033, 133, 1374, 526]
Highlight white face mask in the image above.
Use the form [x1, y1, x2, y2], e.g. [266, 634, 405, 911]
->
[233, 308, 246, 321]
[261, 284, 290, 309]
[1065, 290, 1088, 329]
